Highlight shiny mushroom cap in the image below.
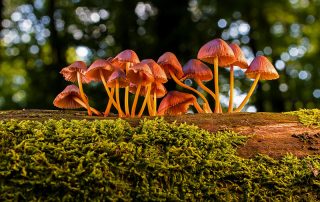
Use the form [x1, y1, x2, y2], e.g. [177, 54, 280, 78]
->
[86, 59, 113, 82]
[181, 59, 213, 82]
[106, 68, 129, 88]
[157, 91, 196, 115]
[157, 52, 184, 79]
[53, 85, 84, 109]
[141, 59, 168, 83]
[60, 61, 89, 83]
[127, 63, 154, 86]
[130, 82, 167, 98]
[113, 49, 140, 65]
[229, 43, 248, 69]
[197, 38, 236, 67]
[245, 56, 279, 80]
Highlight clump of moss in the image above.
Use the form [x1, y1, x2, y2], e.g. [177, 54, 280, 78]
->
[0, 118, 320, 201]
[285, 109, 320, 127]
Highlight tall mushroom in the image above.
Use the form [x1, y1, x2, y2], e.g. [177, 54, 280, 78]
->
[228, 43, 249, 112]
[141, 59, 168, 116]
[197, 38, 236, 113]
[60, 61, 92, 116]
[158, 91, 203, 116]
[157, 52, 210, 113]
[113, 49, 140, 116]
[234, 55, 279, 112]
[53, 85, 101, 116]
[85, 59, 123, 116]
[181, 59, 215, 113]
[126, 63, 154, 117]
[106, 68, 129, 117]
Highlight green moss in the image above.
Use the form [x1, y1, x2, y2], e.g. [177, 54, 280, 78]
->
[285, 109, 320, 127]
[0, 118, 320, 201]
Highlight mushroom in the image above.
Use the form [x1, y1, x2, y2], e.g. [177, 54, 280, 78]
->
[53, 85, 101, 116]
[60, 61, 92, 116]
[126, 63, 154, 117]
[197, 38, 236, 113]
[234, 55, 279, 112]
[157, 52, 210, 113]
[141, 59, 168, 116]
[86, 59, 123, 116]
[113, 49, 140, 116]
[228, 43, 249, 112]
[158, 91, 203, 116]
[106, 68, 129, 117]
[181, 59, 215, 113]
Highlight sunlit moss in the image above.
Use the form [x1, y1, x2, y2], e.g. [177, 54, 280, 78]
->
[285, 109, 320, 127]
[0, 118, 320, 201]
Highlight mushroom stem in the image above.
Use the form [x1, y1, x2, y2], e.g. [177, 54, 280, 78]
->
[193, 100, 204, 113]
[213, 57, 220, 113]
[169, 70, 211, 113]
[153, 91, 157, 116]
[99, 69, 124, 116]
[77, 72, 92, 116]
[147, 89, 154, 116]
[138, 84, 151, 117]
[73, 97, 101, 116]
[228, 66, 234, 113]
[104, 88, 115, 116]
[124, 63, 130, 116]
[115, 80, 123, 117]
[131, 84, 141, 117]
[234, 74, 261, 112]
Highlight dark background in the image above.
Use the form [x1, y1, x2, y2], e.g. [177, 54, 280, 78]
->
[0, 0, 319, 112]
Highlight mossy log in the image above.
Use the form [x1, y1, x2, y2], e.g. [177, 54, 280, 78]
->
[1, 109, 320, 158]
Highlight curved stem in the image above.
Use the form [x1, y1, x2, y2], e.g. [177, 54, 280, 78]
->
[213, 57, 220, 113]
[124, 63, 130, 116]
[169, 70, 211, 113]
[153, 91, 157, 116]
[99, 69, 124, 116]
[234, 74, 261, 112]
[115, 80, 123, 117]
[131, 84, 141, 117]
[104, 88, 115, 116]
[77, 72, 92, 116]
[228, 66, 234, 113]
[147, 92, 154, 116]
[193, 100, 204, 113]
[138, 84, 151, 117]
[73, 97, 101, 116]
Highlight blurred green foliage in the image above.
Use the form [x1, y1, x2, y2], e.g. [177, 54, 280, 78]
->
[0, 0, 320, 112]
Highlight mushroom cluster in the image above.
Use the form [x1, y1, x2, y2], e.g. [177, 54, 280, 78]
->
[54, 38, 279, 117]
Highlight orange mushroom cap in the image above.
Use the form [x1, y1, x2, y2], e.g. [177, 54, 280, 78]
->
[130, 82, 167, 98]
[245, 56, 279, 80]
[106, 68, 129, 88]
[157, 91, 196, 115]
[60, 61, 89, 83]
[127, 63, 154, 86]
[229, 43, 248, 69]
[141, 59, 168, 83]
[157, 52, 184, 79]
[113, 49, 140, 65]
[86, 59, 114, 82]
[53, 85, 85, 109]
[181, 59, 213, 82]
[197, 38, 236, 67]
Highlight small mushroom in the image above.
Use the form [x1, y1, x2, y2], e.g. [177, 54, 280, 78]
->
[158, 52, 209, 113]
[113, 49, 140, 116]
[234, 55, 279, 112]
[127, 63, 154, 117]
[53, 85, 101, 116]
[60, 61, 92, 116]
[197, 38, 236, 113]
[228, 43, 248, 112]
[158, 91, 203, 116]
[86, 59, 122, 116]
